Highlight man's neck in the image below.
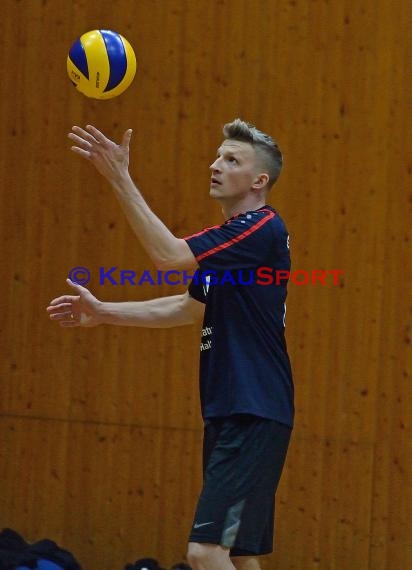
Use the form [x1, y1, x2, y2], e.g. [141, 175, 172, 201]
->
[221, 198, 267, 220]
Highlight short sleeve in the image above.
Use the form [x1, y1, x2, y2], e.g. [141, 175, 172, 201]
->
[183, 208, 278, 271]
[188, 277, 207, 304]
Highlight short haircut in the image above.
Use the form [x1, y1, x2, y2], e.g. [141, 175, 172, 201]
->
[222, 118, 283, 188]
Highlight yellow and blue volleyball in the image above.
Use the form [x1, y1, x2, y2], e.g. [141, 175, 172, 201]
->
[67, 30, 137, 100]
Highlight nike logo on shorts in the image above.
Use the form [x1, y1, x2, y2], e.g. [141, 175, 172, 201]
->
[193, 521, 214, 529]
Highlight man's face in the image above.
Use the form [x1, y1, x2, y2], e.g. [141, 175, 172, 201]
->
[209, 140, 261, 200]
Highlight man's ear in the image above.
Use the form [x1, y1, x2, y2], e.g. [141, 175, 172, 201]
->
[252, 173, 270, 190]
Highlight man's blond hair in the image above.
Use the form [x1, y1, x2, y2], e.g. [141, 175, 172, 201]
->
[223, 118, 283, 188]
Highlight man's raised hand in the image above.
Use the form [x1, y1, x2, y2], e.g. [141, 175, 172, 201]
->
[68, 125, 133, 183]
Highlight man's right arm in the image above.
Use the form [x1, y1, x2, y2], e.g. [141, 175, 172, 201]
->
[47, 279, 204, 328]
[99, 292, 204, 328]
[68, 125, 198, 271]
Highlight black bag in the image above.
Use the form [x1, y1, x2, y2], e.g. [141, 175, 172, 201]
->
[0, 529, 32, 570]
[124, 559, 165, 570]
[0, 530, 82, 570]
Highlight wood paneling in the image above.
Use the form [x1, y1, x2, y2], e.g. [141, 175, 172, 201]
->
[0, 416, 203, 568]
[1, 1, 410, 569]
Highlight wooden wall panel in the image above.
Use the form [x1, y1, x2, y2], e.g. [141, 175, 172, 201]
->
[1, 1, 410, 569]
[0, 416, 203, 568]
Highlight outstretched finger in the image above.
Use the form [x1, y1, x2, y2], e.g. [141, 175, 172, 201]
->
[71, 125, 98, 144]
[86, 125, 109, 144]
[68, 132, 93, 148]
[47, 296, 76, 307]
[49, 310, 73, 321]
[121, 129, 133, 149]
[66, 278, 89, 294]
[47, 303, 73, 315]
[70, 146, 92, 159]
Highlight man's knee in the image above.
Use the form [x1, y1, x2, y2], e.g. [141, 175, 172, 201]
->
[231, 556, 262, 570]
[187, 542, 206, 566]
[187, 542, 231, 568]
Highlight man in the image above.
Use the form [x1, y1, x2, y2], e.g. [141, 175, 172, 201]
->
[47, 119, 294, 570]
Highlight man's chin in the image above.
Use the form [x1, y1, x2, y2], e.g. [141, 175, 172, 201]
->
[209, 186, 224, 199]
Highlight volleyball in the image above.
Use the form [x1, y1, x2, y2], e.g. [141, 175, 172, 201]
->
[67, 30, 137, 100]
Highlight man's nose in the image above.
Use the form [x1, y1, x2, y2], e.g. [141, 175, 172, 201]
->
[210, 158, 221, 171]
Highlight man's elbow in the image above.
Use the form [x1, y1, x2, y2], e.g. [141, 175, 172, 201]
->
[155, 257, 198, 271]
[153, 258, 169, 271]
[154, 241, 198, 271]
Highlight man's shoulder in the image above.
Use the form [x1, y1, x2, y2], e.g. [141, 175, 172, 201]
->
[235, 206, 287, 236]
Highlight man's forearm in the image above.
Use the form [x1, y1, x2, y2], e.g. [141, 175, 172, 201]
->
[111, 172, 196, 270]
[68, 124, 197, 270]
[98, 293, 200, 328]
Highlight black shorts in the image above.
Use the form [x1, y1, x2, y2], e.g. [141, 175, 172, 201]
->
[189, 414, 291, 556]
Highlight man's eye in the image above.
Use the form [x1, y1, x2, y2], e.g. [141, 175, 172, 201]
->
[228, 157, 237, 163]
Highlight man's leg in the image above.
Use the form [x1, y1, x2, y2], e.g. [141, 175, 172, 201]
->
[189, 417, 291, 569]
[231, 556, 262, 570]
[187, 542, 235, 570]
[186, 543, 263, 570]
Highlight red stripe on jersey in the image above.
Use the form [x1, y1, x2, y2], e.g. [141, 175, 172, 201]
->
[195, 210, 276, 262]
[183, 224, 221, 240]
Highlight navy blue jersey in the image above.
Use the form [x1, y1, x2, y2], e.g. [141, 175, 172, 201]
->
[184, 205, 294, 427]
